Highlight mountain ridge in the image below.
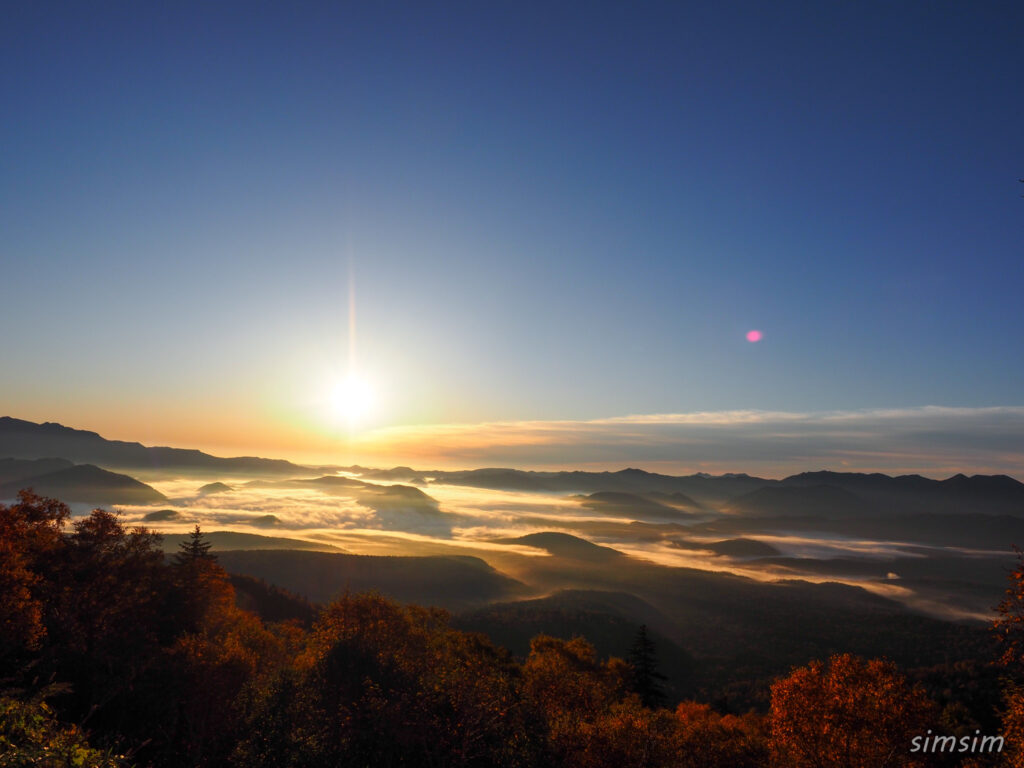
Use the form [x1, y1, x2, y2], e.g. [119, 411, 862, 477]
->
[0, 416, 308, 475]
[3, 417, 1022, 517]
[0, 463, 167, 505]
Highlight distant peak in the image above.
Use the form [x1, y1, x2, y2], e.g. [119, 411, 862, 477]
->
[501, 531, 624, 560]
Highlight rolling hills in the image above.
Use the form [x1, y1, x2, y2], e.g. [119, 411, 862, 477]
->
[0, 463, 167, 505]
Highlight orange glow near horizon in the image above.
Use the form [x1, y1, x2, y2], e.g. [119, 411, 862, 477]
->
[6, 405, 1024, 481]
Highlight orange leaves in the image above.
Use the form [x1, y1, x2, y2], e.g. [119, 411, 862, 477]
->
[3, 490, 980, 768]
[523, 636, 682, 768]
[520, 641, 771, 768]
[670, 702, 768, 767]
[0, 491, 71, 658]
[992, 549, 1024, 766]
[523, 633, 634, 750]
[240, 592, 542, 767]
[769, 653, 936, 768]
[993, 548, 1024, 668]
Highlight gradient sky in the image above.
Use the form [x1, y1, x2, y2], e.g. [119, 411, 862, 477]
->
[2, 2, 1022, 470]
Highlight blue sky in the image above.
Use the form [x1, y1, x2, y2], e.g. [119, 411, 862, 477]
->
[1, 1, 1022, 468]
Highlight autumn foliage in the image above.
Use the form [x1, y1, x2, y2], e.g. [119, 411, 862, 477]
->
[769, 653, 936, 767]
[1, 490, 1012, 767]
[0, 491, 68, 657]
[993, 547, 1024, 767]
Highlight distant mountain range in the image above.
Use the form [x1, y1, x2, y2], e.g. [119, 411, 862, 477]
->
[3, 416, 1023, 518]
[428, 466, 1024, 517]
[0, 416, 307, 474]
[725, 484, 870, 518]
[779, 470, 1024, 515]
[427, 467, 771, 503]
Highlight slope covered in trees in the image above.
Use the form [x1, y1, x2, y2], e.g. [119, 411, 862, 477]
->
[1, 490, 1020, 766]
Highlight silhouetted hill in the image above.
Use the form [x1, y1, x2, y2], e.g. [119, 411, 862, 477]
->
[576, 491, 702, 521]
[217, 549, 526, 611]
[497, 532, 625, 561]
[780, 470, 1024, 515]
[0, 416, 306, 475]
[143, 508, 180, 521]
[355, 481, 439, 510]
[229, 573, 318, 625]
[0, 457, 74, 484]
[670, 538, 782, 558]
[726, 484, 871, 518]
[431, 468, 561, 491]
[245, 474, 364, 492]
[0, 463, 166, 505]
[648, 491, 704, 509]
[198, 481, 232, 495]
[940, 474, 1024, 512]
[455, 589, 696, 700]
[340, 465, 427, 483]
[782, 471, 934, 493]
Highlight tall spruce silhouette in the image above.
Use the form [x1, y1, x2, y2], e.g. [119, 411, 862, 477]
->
[173, 524, 215, 565]
[628, 624, 668, 708]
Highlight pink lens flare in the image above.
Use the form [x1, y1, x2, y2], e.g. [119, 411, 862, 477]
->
[746, 330, 763, 342]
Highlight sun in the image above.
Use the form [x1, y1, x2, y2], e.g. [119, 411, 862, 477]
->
[331, 374, 375, 426]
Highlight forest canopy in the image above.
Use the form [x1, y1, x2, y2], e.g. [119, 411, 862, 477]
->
[0, 490, 1019, 767]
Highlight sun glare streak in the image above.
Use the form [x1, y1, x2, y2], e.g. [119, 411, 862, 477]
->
[348, 255, 357, 371]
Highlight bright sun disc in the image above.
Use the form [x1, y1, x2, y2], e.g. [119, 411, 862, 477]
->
[331, 375, 375, 425]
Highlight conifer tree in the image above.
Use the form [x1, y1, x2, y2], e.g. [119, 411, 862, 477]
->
[628, 624, 668, 708]
[173, 524, 214, 566]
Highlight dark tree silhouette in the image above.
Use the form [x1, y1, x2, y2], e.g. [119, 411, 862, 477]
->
[628, 624, 668, 708]
[173, 524, 214, 566]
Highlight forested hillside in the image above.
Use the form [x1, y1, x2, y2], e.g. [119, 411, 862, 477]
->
[2, 490, 1023, 766]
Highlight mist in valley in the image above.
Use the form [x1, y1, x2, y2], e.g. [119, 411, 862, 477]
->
[103, 465, 1016, 625]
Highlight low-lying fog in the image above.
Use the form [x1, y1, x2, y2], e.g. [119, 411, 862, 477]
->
[104, 470, 1016, 622]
